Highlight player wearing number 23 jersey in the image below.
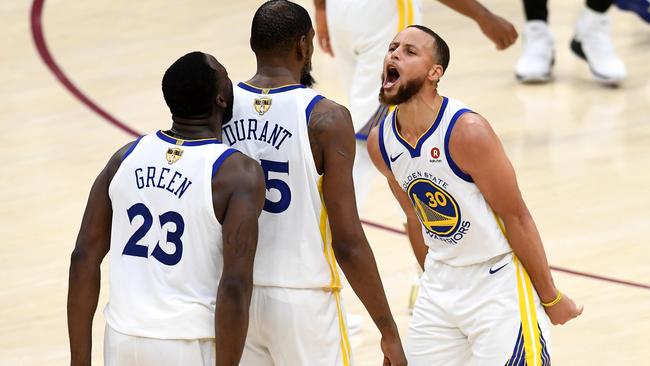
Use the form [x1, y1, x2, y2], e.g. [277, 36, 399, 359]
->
[67, 52, 265, 366]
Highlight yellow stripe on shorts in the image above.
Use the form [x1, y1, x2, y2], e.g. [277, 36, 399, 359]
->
[514, 257, 543, 366]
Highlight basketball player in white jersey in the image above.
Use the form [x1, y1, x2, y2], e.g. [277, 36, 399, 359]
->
[314, 0, 518, 205]
[67, 52, 265, 366]
[367, 26, 583, 364]
[222, 1, 405, 365]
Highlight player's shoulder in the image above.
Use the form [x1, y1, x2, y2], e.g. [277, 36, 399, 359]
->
[453, 112, 493, 141]
[211, 149, 264, 192]
[104, 136, 145, 178]
[308, 98, 352, 132]
[449, 111, 500, 159]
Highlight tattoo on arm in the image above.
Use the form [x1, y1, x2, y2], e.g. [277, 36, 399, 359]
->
[308, 104, 354, 173]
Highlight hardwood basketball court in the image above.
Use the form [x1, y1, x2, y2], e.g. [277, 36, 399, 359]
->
[1, 0, 649, 364]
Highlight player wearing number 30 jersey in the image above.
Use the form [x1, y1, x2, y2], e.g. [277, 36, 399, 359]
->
[368, 26, 584, 365]
[67, 52, 265, 366]
[223, 2, 405, 365]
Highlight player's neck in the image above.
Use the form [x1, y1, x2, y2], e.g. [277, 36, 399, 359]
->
[169, 117, 222, 141]
[249, 59, 302, 88]
[396, 90, 442, 137]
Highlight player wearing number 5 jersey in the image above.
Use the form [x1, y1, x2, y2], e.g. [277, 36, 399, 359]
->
[222, 1, 405, 365]
[67, 52, 265, 366]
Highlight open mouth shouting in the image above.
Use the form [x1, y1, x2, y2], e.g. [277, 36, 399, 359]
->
[383, 64, 401, 90]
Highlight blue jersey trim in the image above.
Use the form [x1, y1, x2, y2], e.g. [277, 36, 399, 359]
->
[237, 82, 306, 94]
[156, 130, 221, 146]
[305, 95, 325, 125]
[355, 133, 369, 141]
[211, 148, 240, 178]
[391, 97, 448, 158]
[378, 116, 391, 172]
[443, 108, 474, 183]
[122, 135, 143, 161]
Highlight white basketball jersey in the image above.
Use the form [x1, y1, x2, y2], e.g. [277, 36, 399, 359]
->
[105, 131, 237, 339]
[378, 97, 511, 266]
[224, 82, 340, 290]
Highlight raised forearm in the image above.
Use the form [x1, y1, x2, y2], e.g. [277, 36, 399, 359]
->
[215, 276, 252, 366]
[333, 239, 399, 337]
[67, 253, 101, 366]
[503, 212, 557, 302]
[314, 0, 325, 9]
[437, 0, 491, 22]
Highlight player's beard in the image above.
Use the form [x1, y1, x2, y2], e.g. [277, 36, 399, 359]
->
[301, 60, 315, 87]
[379, 74, 426, 105]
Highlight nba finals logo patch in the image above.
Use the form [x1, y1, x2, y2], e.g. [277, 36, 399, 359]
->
[407, 178, 460, 237]
[254, 97, 272, 116]
[166, 147, 183, 165]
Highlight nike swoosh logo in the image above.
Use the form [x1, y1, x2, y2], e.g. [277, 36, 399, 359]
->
[389, 152, 404, 162]
[489, 262, 509, 274]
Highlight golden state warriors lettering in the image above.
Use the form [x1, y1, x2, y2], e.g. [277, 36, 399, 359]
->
[404, 172, 472, 244]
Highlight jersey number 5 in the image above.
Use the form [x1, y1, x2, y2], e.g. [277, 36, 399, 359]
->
[122, 203, 185, 265]
[260, 159, 291, 213]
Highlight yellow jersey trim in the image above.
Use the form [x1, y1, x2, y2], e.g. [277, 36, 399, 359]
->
[318, 177, 351, 365]
[393, 98, 444, 150]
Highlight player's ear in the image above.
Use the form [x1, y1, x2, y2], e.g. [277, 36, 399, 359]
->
[428, 64, 444, 83]
[215, 93, 227, 110]
[297, 34, 308, 60]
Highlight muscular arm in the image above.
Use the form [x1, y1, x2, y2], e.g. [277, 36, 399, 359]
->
[309, 100, 405, 365]
[367, 128, 427, 269]
[67, 143, 132, 366]
[449, 113, 582, 324]
[437, 0, 518, 50]
[212, 153, 265, 366]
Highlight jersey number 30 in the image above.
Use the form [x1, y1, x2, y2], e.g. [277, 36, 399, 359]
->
[122, 203, 184, 265]
[261, 159, 291, 213]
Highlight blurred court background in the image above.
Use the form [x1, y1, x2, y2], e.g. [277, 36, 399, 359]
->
[1, 0, 649, 364]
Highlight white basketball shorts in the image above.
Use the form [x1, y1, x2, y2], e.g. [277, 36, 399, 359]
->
[104, 324, 214, 366]
[241, 286, 352, 366]
[406, 252, 552, 366]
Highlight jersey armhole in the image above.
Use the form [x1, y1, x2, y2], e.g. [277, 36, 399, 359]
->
[121, 135, 144, 161]
[305, 95, 325, 125]
[378, 117, 392, 172]
[444, 109, 474, 183]
[211, 148, 240, 178]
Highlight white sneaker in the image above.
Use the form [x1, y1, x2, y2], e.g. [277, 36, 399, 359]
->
[571, 7, 627, 85]
[345, 313, 363, 336]
[515, 20, 555, 83]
